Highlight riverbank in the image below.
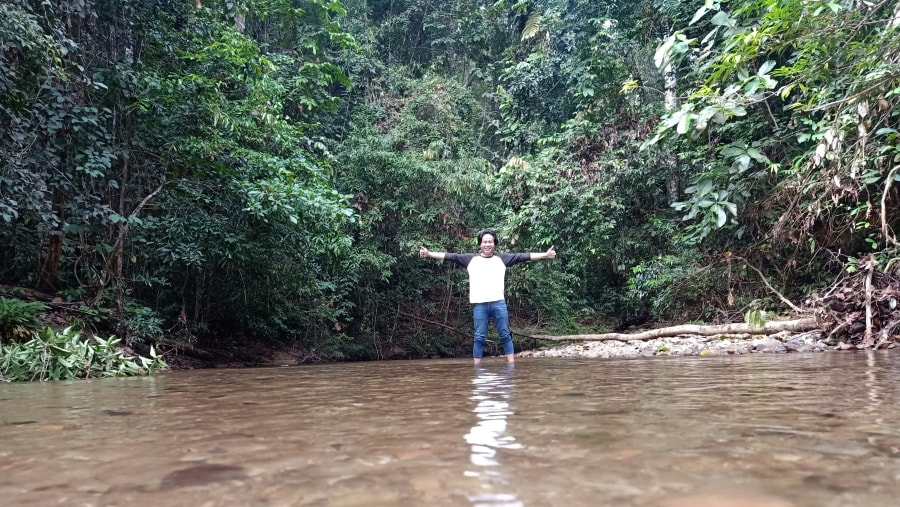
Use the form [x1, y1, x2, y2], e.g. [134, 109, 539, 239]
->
[178, 330, 895, 368]
[517, 330, 896, 359]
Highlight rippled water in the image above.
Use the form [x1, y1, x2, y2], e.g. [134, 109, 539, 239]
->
[2, 352, 900, 507]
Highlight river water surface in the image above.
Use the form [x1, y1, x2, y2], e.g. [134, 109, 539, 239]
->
[2, 352, 900, 507]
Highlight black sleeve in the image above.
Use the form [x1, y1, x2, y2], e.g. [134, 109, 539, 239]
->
[499, 253, 531, 267]
[443, 253, 476, 268]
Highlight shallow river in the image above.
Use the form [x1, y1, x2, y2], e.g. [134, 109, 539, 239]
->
[2, 352, 900, 507]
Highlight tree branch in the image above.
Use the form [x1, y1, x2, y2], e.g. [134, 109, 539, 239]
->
[807, 78, 899, 113]
[732, 256, 807, 313]
[863, 256, 877, 347]
[400, 311, 469, 338]
[401, 311, 544, 340]
[93, 181, 167, 306]
[881, 164, 900, 247]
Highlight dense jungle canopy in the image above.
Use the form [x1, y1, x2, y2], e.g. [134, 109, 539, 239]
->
[2, 0, 899, 363]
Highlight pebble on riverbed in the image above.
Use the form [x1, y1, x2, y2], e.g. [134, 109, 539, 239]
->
[519, 331, 835, 359]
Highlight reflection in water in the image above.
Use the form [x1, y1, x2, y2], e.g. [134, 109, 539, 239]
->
[865, 351, 882, 415]
[465, 363, 523, 507]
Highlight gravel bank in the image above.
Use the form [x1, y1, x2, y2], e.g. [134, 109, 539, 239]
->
[519, 330, 838, 359]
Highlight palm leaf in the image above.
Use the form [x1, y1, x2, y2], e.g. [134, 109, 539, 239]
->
[521, 12, 543, 41]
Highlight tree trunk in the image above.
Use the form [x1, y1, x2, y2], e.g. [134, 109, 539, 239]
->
[663, 62, 680, 204]
[92, 181, 165, 307]
[38, 191, 65, 291]
[531, 318, 819, 342]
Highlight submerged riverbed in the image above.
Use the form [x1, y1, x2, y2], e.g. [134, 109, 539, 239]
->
[2, 352, 899, 507]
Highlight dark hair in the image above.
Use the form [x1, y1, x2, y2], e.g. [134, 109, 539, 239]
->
[477, 229, 498, 246]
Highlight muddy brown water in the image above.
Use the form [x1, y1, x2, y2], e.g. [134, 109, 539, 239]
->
[2, 352, 900, 507]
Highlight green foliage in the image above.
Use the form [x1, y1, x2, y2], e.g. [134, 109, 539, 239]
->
[120, 303, 164, 346]
[0, 297, 48, 341]
[1, 1, 119, 290]
[744, 308, 767, 330]
[7, 0, 894, 363]
[477, 1, 705, 326]
[0, 327, 167, 382]
[332, 75, 502, 357]
[648, 0, 900, 263]
[67, 305, 111, 335]
[357, 0, 515, 78]
[627, 250, 715, 320]
[2, 0, 356, 353]
[132, 177, 351, 344]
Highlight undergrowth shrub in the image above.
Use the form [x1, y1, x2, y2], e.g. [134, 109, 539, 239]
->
[0, 327, 167, 382]
[0, 297, 48, 341]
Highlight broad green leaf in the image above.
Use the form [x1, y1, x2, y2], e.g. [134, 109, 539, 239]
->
[696, 179, 714, 197]
[724, 201, 738, 216]
[690, 6, 709, 25]
[654, 34, 676, 69]
[676, 113, 692, 134]
[744, 78, 760, 95]
[746, 148, 767, 162]
[758, 60, 776, 75]
[716, 206, 727, 227]
[710, 11, 733, 27]
[721, 145, 744, 158]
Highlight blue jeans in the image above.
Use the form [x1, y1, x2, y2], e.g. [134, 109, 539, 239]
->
[472, 300, 514, 358]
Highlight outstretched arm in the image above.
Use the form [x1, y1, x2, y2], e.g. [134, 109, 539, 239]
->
[530, 245, 556, 261]
[420, 246, 447, 261]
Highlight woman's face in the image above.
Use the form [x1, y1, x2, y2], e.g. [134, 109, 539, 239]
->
[479, 234, 496, 256]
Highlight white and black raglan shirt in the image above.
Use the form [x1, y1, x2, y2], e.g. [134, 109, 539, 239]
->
[444, 253, 532, 304]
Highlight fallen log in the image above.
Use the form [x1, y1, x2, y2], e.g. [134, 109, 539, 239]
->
[531, 317, 820, 342]
[0, 285, 56, 302]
